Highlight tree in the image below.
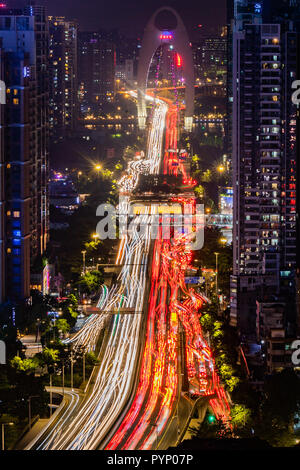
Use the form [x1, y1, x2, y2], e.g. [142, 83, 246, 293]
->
[199, 313, 214, 330]
[78, 270, 103, 295]
[39, 348, 59, 366]
[56, 319, 70, 336]
[231, 404, 251, 430]
[225, 375, 240, 393]
[213, 321, 224, 339]
[10, 356, 38, 374]
[262, 369, 300, 430]
[115, 162, 123, 171]
[2, 367, 48, 421]
[60, 295, 79, 329]
[202, 169, 212, 183]
[189, 411, 232, 439]
[85, 351, 100, 366]
[194, 184, 205, 198]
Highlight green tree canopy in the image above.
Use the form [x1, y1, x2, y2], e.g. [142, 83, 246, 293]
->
[10, 356, 38, 374]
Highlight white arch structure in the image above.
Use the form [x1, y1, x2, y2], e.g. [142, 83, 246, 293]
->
[137, 7, 194, 132]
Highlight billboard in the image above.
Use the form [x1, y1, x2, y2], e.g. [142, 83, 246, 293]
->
[219, 187, 233, 215]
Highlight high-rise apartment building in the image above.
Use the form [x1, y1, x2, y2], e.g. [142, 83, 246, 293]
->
[0, 3, 49, 302]
[193, 30, 227, 82]
[25, 2, 49, 267]
[78, 32, 115, 112]
[49, 16, 78, 139]
[229, 1, 299, 356]
[0, 40, 4, 303]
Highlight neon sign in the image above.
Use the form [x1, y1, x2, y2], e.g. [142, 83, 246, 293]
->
[254, 3, 262, 14]
[160, 32, 173, 40]
[176, 53, 182, 67]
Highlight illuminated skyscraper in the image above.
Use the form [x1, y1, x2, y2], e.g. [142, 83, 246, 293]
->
[0, 3, 49, 302]
[78, 32, 116, 112]
[49, 16, 78, 139]
[229, 1, 299, 366]
[193, 31, 227, 82]
[0, 40, 4, 302]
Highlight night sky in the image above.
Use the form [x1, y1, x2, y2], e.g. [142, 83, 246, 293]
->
[8, 0, 226, 36]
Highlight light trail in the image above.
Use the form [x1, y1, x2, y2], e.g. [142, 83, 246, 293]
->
[27, 92, 168, 451]
[62, 285, 112, 353]
[27, 59, 230, 450]
[25, 388, 81, 451]
[107, 92, 230, 450]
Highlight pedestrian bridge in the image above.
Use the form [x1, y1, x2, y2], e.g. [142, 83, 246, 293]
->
[205, 214, 233, 228]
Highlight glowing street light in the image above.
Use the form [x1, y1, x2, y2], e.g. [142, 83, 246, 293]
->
[81, 250, 87, 275]
[94, 164, 102, 172]
[91, 233, 99, 240]
[217, 164, 225, 173]
[214, 252, 220, 309]
[219, 237, 227, 245]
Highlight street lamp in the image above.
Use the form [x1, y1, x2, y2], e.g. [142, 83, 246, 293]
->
[81, 250, 87, 275]
[83, 350, 86, 384]
[214, 252, 219, 309]
[94, 163, 102, 172]
[36, 318, 41, 343]
[70, 349, 74, 391]
[217, 164, 225, 173]
[1, 422, 14, 451]
[28, 395, 39, 430]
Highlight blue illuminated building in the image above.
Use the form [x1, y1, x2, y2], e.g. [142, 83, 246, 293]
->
[0, 3, 49, 302]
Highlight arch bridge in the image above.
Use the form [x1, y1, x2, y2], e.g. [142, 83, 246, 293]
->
[137, 7, 195, 132]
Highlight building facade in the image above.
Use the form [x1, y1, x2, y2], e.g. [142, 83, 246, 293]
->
[0, 4, 49, 302]
[49, 16, 78, 139]
[229, 1, 299, 353]
[0, 40, 4, 303]
[193, 30, 227, 83]
[78, 32, 115, 112]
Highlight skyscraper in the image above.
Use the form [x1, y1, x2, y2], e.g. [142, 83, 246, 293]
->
[193, 30, 227, 83]
[49, 16, 78, 139]
[0, 39, 4, 303]
[78, 32, 116, 112]
[0, 4, 49, 302]
[229, 1, 299, 368]
[24, 1, 49, 265]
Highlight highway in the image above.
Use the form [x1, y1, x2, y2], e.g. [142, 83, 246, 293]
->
[106, 102, 230, 450]
[23, 387, 82, 450]
[25, 87, 230, 451]
[62, 285, 110, 353]
[26, 94, 169, 450]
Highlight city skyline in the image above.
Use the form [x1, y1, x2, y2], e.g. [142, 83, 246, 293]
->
[0, 0, 299, 455]
[7, 0, 227, 34]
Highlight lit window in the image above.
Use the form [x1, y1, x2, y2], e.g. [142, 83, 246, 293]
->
[13, 98, 19, 105]
[13, 211, 20, 218]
